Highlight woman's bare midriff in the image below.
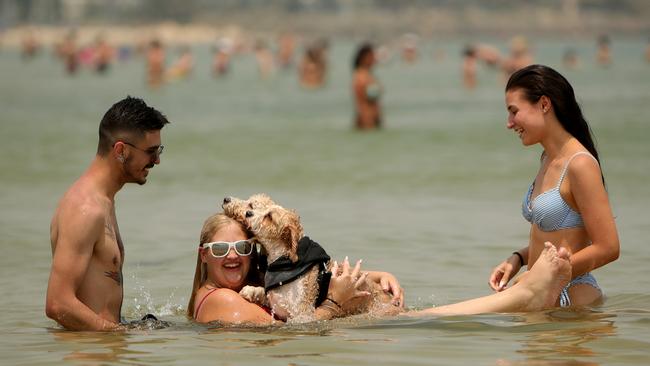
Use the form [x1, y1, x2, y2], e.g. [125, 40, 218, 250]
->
[528, 225, 589, 273]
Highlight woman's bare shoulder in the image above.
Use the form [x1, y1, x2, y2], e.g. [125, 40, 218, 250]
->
[196, 287, 273, 324]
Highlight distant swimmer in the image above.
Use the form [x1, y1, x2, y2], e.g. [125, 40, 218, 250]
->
[254, 39, 275, 80]
[277, 32, 296, 70]
[462, 44, 478, 90]
[298, 42, 327, 89]
[400, 33, 419, 64]
[212, 38, 232, 77]
[166, 45, 194, 81]
[93, 35, 115, 74]
[502, 35, 533, 78]
[474, 44, 501, 68]
[596, 34, 612, 66]
[562, 48, 580, 70]
[146, 39, 165, 88]
[60, 31, 79, 75]
[21, 29, 41, 60]
[352, 42, 382, 130]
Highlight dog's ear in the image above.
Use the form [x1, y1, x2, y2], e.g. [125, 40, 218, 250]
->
[281, 211, 303, 262]
[281, 225, 299, 263]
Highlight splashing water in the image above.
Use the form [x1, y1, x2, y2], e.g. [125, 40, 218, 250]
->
[127, 271, 185, 320]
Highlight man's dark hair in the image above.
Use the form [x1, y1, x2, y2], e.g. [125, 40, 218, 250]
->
[97, 96, 170, 155]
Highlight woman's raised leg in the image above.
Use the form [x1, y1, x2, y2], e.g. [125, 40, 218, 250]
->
[408, 243, 571, 316]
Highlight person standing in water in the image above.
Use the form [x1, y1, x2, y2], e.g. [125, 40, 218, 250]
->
[596, 34, 612, 67]
[146, 39, 165, 89]
[462, 44, 478, 90]
[93, 35, 114, 74]
[352, 42, 383, 130]
[489, 65, 619, 307]
[46, 97, 170, 330]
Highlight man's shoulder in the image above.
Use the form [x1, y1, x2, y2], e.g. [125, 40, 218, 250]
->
[56, 181, 109, 226]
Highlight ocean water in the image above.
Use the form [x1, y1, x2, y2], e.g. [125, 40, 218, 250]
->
[1, 37, 649, 365]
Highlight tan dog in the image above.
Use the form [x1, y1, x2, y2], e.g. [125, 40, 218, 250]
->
[222, 193, 277, 223]
[222, 194, 401, 322]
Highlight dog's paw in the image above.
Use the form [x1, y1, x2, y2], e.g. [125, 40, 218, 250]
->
[239, 286, 268, 306]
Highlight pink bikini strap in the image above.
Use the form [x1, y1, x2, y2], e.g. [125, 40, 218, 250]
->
[194, 288, 221, 320]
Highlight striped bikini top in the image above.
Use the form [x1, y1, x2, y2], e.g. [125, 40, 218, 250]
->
[522, 152, 597, 232]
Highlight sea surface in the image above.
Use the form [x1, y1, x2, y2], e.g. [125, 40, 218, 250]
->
[1, 37, 649, 365]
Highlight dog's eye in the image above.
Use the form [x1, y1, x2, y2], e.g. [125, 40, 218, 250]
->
[248, 203, 254, 209]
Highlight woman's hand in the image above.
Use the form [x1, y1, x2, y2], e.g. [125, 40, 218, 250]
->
[327, 257, 371, 306]
[367, 271, 404, 307]
[488, 254, 523, 292]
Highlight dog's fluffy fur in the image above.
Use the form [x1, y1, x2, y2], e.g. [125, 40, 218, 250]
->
[222, 194, 401, 322]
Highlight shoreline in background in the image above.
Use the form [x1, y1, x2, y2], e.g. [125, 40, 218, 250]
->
[0, 23, 241, 47]
[1, 5, 649, 48]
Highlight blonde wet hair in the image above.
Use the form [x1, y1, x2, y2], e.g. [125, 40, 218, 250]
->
[186, 213, 263, 318]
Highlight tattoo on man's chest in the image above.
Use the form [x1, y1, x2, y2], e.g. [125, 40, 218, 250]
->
[104, 271, 122, 285]
[105, 222, 115, 238]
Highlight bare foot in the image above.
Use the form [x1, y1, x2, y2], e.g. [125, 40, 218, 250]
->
[517, 242, 572, 311]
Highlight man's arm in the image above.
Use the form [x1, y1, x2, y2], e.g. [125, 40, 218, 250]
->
[45, 203, 120, 331]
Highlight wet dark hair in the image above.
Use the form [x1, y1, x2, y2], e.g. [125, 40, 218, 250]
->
[506, 64, 604, 183]
[353, 42, 374, 70]
[463, 44, 476, 57]
[97, 96, 169, 155]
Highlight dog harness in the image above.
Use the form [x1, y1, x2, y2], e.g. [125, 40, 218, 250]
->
[264, 236, 332, 307]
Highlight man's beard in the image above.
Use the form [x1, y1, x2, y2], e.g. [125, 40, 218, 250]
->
[123, 158, 154, 185]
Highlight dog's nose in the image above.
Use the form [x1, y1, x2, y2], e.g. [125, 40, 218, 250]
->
[245, 210, 254, 218]
[223, 197, 231, 205]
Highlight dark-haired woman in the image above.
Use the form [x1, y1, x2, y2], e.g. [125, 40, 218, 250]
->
[489, 64, 619, 307]
[352, 43, 382, 129]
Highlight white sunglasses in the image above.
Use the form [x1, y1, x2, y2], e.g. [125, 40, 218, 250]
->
[201, 240, 254, 258]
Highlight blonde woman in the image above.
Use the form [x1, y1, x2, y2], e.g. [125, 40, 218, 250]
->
[187, 213, 402, 324]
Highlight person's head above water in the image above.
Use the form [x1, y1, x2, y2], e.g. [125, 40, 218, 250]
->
[187, 213, 264, 318]
[353, 42, 375, 70]
[97, 96, 169, 156]
[96, 96, 170, 185]
[505, 64, 601, 168]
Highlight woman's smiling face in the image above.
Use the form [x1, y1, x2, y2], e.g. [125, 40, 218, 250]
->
[505, 88, 546, 146]
[201, 223, 251, 292]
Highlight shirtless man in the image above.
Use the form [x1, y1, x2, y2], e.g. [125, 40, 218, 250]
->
[46, 97, 169, 331]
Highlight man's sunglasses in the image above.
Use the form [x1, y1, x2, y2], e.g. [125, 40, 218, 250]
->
[201, 240, 254, 258]
[121, 141, 164, 158]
